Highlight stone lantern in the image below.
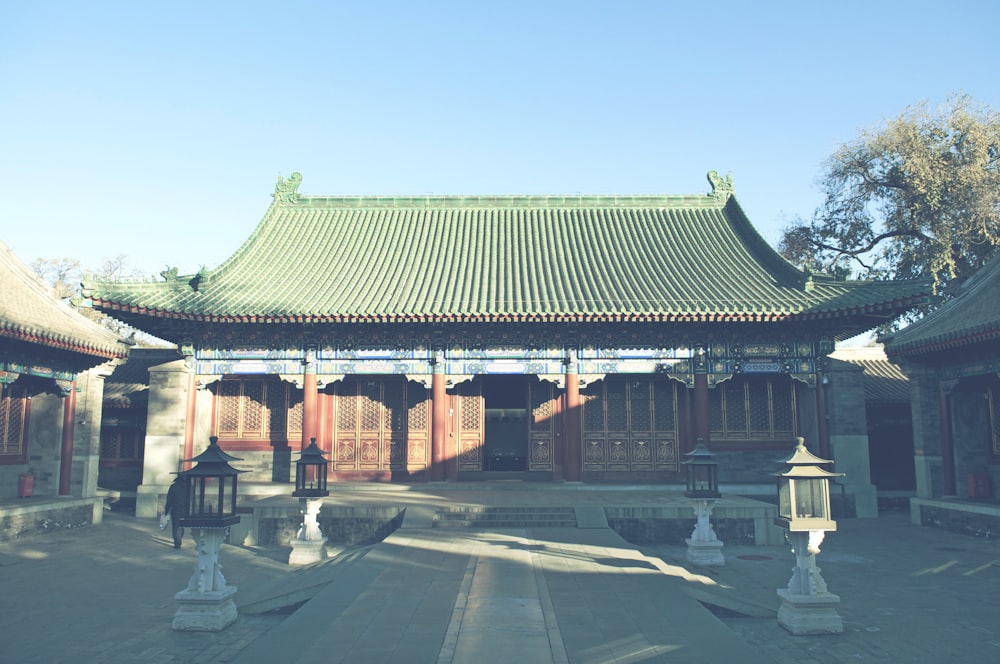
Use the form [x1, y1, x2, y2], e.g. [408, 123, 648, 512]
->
[683, 439, 724, 567]
[173, 436, 245, 632]
[774, 437, 844, 634]
[288, 438, 330, 566]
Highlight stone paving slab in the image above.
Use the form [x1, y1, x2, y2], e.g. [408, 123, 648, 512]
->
[1, 487, 999, 663]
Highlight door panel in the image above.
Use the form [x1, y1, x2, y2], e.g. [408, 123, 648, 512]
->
[457, 381, 484, 471]
[581, 377, 680, 472]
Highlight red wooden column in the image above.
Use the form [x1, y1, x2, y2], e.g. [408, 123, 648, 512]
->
[431, 354, 447, 481]
[59, 382, 77, 496]
[563, 359, 581, 482]
[302, 349, 319, 449]
[182, 372, 197, 470]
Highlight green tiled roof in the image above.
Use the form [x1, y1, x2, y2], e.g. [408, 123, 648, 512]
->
[885, 252, 1000, 358]
[83, 173, 929, 329]
[831, 346, 909, 403]
[1, 241, 129, 362]
[103, 347, 179, 407]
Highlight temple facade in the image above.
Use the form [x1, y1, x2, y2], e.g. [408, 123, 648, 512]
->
[81, 172, 929, 518]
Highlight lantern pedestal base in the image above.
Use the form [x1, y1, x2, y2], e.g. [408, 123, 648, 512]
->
[289, 536, 329, 566]
[685, 537, 725, 567]
[172, 586, 238, 632]
[777, 589, 843, 634]
[288, 497, 328, 566]
[685, 498, 724, 567]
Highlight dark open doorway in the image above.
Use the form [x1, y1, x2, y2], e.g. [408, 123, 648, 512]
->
[483, 375, 529, 470]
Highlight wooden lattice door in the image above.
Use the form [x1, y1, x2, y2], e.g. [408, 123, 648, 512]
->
[528, 380, 556, 471]
[333, 378, 416, 471]
[582, 377, 679, 472]
[456, 380, 484, 471]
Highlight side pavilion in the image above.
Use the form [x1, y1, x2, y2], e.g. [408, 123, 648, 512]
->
[885, 253, 1000, 529]
[1, 241, 130, 539]
[82, 172, 929, 519]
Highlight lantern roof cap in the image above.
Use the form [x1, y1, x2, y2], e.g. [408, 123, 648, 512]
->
[775, 437, 844, 478]
[683, 439, 717, 464]
[296, 437, 329, 461]
[777, 437, 833, 466]
[178, 436, 245, 476]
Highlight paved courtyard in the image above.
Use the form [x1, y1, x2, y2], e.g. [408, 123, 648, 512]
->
[1, 486, 998, 663]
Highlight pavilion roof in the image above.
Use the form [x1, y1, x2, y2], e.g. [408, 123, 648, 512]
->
[103, 347, 179, 407]
[831, 345, 909, 404]
[82, 172, 929, 338]
[1, 241, 130, 363]
[885, 252, 1000, 358]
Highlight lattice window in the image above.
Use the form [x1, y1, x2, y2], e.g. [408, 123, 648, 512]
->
[360, 381, 381, 432]
[709, 375, 798, 440]
[460, 388, 481, 431]
[100, 426, 143, 460]
[582, 384, 604, 432]
[337, 389, 357, 431]
[1, 384, 29, 458]
[408, 392, 429, 431]
[266, 383, 287, 435]
[383, 381, 405, 432]
[287, 392, 304, 434]
[215, 378, 297, 440]
[630, 379, 651, 432]
[606, 380, 628, 431]
[531, 382, 554, 431]
[653, 382, 676, 431]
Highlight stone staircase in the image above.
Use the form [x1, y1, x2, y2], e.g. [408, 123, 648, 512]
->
[433, 505, 578, 529]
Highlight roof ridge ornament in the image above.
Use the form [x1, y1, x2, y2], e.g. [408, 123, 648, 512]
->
[273, 172, 303, 205]
[706, 170, 734, 202]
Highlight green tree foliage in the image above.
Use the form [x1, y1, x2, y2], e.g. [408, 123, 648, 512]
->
[780, 95, 1000, 295]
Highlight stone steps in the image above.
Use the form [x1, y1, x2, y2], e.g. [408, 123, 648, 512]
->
[434, 505, 577, 529]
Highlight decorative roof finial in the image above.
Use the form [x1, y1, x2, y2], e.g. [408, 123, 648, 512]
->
[273, 172, 303, 205]
[707, 171, 734, 201]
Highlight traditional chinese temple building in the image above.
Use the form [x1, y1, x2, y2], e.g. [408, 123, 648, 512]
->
[885, 253, 1000, 529]
[1, 241, 130, 539]
[82, 172, 929, 519]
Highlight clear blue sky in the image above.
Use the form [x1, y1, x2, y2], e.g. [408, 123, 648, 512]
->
[2, 1, 998, 278]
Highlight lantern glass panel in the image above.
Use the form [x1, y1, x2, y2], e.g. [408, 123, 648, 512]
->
[186, 476, 238, 519]
[293, 454, 329, 498]
[695, 466, 712, 492]
[777, 477, 792, 520]
[794, 478, 829, 520]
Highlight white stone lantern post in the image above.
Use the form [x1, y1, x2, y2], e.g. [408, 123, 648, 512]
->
[172, 437, 245, 632]
[288, 438, 330, 566]
[774, 437, 845, 634]
[683, 439, 724, 567]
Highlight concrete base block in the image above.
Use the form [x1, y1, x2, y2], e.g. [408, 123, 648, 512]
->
[173, 586, 238, 632]
[685, 538, 725, 567]
[288, 537, 328, 566]
[777, 588, 843, 634]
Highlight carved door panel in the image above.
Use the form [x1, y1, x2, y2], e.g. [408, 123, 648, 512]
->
[406, 386, 430, 470]
[582, 377, 679, 472]
[333, 378, 423, 472]
[528, 381, 556, 471]
[456, 380, 484, 471]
